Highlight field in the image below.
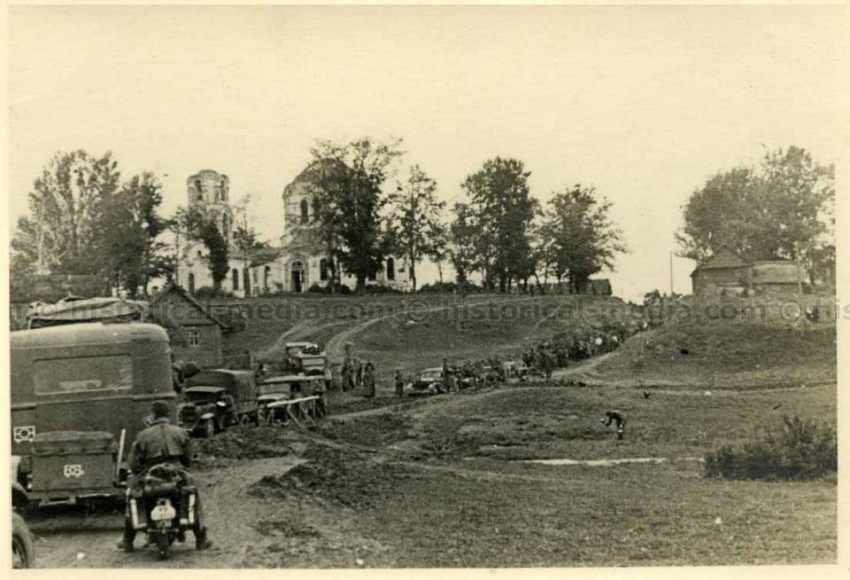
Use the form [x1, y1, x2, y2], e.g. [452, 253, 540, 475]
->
[26, 294, 837, 568]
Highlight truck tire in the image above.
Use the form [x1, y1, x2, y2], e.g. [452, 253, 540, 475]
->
[12, 513, 35, 569]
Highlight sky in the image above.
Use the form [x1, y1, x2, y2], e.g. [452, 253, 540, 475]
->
[7, 5, 846, 302]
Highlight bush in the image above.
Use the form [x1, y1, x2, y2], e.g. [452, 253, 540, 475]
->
[704, 415, 837, 480]
[305, 283, 352, 295]
[418, 281, 483, 294]
[193, 286, 233, 300]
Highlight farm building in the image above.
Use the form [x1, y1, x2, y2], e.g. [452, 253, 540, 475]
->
[690, 247, 804, 297]
[149, 283, 230, 368]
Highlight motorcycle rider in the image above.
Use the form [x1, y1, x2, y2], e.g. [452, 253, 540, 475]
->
[118, 400, 212, 552]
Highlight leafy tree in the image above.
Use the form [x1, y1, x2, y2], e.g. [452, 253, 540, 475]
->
[309, 137, 404, 293]
[448, 202, 481, 285]
[387, 165, 446, 292]
[98, 173, 172, 297]
[677, 146, 834, 281]
[461, 157, 536, 292]
[539, 185, 626, 293]
[12, 150, 120, 276]
[175, 206, 230, 292]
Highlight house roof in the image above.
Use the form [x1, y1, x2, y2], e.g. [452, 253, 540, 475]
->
[248, 246, 283, 267]
[149, 283, 230, 330]
[690, 246, 747, 276]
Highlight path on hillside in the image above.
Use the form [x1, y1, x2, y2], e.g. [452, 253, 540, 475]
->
[324, 295, 534, 360]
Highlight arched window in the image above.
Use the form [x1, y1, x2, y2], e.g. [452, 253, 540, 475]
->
[243, 268, 251, 295]
[264, 265, 271, 289]
[194, 179, 203, 202]
[188, 273, 196, 294]
[222, 214, 230, 239]
[300, 199, 309, 224]
[220, 179, 227, 202]
[232, 268, 240, 291]
[320, 258, 329, 281]
[386, 257, 395, 281]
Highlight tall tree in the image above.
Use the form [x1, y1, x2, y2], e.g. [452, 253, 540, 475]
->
[448, 202, 481, 285]
[98, 173, 172, 296]
[12, 150, 121, 276]
[540, 185, 626, 293]
[387, 165, 446, 292]
[175, 206, 230, 292]
[461, 157, 536, 292]
[309, 137, 404, 293]
[677, 146, 834, 281]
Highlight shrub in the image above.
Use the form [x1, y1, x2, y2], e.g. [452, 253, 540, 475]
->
[704, 415, 837, 480]
[193, 286, 233, 300]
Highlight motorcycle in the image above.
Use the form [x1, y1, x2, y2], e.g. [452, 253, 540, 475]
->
[124, 463, 207, 560]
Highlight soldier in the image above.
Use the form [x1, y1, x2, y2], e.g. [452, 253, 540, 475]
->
[394, 369, 405, 398]
[312, 378, 327, 417]
[363, 362, 376, 398]
[341, 360, 352, 392]
[601, 410, 626, 440]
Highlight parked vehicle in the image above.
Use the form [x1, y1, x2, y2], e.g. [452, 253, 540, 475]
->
[12, 481, 35, 569]
[406, 367, 444, 396]
[11, 322, 176, 504]
[178, 370, 258, 436]
[26, 296, 149, 329]
[124, 463, 204, 560]
[294, 351, 333, 389]
[502, 360, 530, 379]
[256, 374, 320, 424]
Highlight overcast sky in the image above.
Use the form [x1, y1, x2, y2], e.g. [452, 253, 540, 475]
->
[7, 5, 845, 301]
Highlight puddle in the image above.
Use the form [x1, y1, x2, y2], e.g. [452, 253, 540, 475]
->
[523, 457, 701, 467]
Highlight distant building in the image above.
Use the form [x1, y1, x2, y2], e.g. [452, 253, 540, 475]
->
[251, 161, 411, 294]
[690, 246, 804, 297]
[174, 169, 252, 298]
[149, 283, 230, 368]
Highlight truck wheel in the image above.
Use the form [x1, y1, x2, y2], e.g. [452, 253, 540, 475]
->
[12, 514, 34, 569]
[202, 420, 216, 439]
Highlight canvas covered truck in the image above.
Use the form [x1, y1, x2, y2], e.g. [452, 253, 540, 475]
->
[11, 322, 176, 505]
[178, 369, 259, 436]
[25, 296, 149, 329]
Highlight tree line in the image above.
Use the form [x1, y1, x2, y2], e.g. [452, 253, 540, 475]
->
[12, 140, 832, 300]
[303, 137, 627, 294]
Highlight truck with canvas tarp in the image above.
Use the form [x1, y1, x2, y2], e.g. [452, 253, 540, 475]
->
[25, 296, 150, 329]
[11, 322, 176, 504]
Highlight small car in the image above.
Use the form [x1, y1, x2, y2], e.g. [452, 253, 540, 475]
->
[406, 367, 444, 396]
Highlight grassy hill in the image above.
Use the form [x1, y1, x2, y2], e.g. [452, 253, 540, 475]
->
[588, 320, 836, 389]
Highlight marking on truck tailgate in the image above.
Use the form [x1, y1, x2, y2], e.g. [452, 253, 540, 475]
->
[13, 425, 35, 443]
[63, 464, 85, 478]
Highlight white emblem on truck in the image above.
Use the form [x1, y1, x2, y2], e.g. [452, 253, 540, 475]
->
[63, 464, 85, 478]
[13, 425, 36, 443]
